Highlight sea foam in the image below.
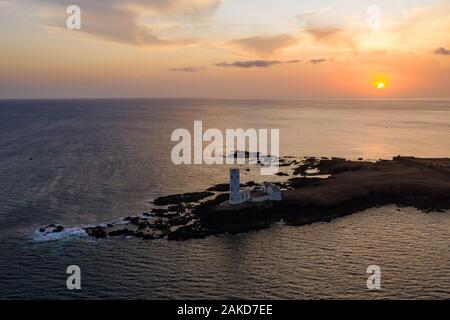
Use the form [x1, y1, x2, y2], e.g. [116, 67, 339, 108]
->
[33, 227, 87, 242]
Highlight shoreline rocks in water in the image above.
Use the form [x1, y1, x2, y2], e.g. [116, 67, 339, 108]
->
[35, 156, 450, 242]
[151, 191, 214, 206]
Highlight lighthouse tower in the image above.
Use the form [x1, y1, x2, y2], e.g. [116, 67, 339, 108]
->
[230, 168, 240, 204]
[229, 168, 250, 204]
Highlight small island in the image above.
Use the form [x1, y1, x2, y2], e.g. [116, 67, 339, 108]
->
[36, 156, 450, 242]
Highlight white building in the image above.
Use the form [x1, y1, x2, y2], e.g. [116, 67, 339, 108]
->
[229, 168, 251, 204]
[261, 182, 282, 201]
[229, 168, 282, 205]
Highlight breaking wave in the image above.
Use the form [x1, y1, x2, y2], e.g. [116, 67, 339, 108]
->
[32, 227, 87, 242]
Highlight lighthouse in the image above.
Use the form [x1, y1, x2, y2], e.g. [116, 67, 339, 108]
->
[230, 168, 240, 203]
[229, 168, 250, 204]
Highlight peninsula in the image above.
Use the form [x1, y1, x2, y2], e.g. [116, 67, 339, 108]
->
[36, 156, 450, 241]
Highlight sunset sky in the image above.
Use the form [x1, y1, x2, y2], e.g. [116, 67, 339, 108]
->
[0, 0, 449, 98]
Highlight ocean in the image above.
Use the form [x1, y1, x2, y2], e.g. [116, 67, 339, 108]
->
[0, 98, 449, 299]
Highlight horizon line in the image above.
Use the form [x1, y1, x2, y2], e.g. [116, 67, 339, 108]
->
[1, 97, 450, 101]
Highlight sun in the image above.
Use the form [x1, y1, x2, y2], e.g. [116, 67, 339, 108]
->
[376, 82, 385, 89]
[372, 74, 389, 91]
[375, 80, 386, 89]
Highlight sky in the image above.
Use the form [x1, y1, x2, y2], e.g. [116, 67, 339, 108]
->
[0, 0, 449, 99]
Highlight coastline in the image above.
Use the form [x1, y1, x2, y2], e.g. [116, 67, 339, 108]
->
[36, 156, 450, 242]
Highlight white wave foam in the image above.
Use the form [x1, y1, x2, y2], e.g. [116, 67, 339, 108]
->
[33, 227, 87, 242]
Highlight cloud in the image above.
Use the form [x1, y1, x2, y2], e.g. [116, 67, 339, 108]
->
[215, 59, 300, 68]
[228, 34, 298, 56]
[305, 26, 341, 41]
[390, 4, 450, 50]
[297, 6, 332, 22]
[303, 24, 355, 48]
[28, 0, 222, 47]
[296, 7, 357, 48]
[169, 67, 205, 72]
[434, 47, 450, 55]
[41, 0, 222, 17]
[309, 58, 327, 64]
[285, 59, 302, 64]
[216, 60, 282, 68]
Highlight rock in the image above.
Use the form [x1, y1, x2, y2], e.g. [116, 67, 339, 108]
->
[206, 183, 230, 192]
[143, 234, 157, 240]
[120, 217, 149, 230]
[193, 193, 229, 215]
[293, 157, 319, 175]
[288, 177, 323, 188]
[128, 217, 145, 226]
[136, 221, 149, 230]
[135, 231, 156, 240]
[40, 224, 64, 234]
[164, 212, 179, 218]
[168, 215, 191, 226]
[108, 229, 133, 237]
[86, 227, 107, 239]
[167, 204, 185, 213]
[167, 224, 208, 241]
[153, 222, 170, 232]
[129, 217, 138, 223]
[152, 208, 168, 217]
[318, 159, 371, 174]
[153, 191, 214, 206]
[245, 181, 259, 187]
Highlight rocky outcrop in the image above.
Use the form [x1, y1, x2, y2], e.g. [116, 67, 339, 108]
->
[35, 156, 450, 242]
[85, 226, 107, 239]
[39, 224, 64, 234]
[152, 191, 214, 206]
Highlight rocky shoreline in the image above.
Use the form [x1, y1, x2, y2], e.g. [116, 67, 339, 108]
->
[36, 156, 450, 242]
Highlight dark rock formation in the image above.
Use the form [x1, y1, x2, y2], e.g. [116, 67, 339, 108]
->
[167, 223, 208, 241]
[85, 227, 107, 239]
[108, 229, 134, 237]
[287, 177, 324, 188]
[293, 157, 318, 175]
[207, 183, 230, 192]
[317, 158, 372, 174]
[152, 191, 214, 206]
[39, 224, 64, 234]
